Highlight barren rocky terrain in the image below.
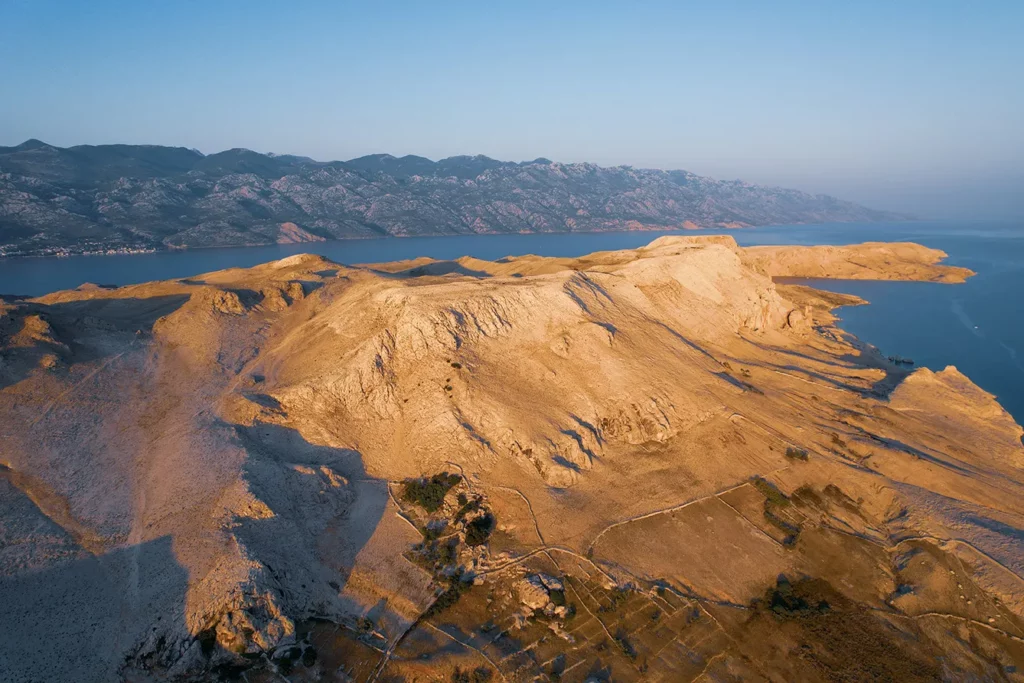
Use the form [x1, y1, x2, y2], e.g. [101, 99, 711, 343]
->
[0, 140, 904, 257]
[2, 235, 1022, 682]
[742, 242, 975, 283]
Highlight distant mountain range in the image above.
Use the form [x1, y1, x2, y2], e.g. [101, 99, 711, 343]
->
[0, 139, 906, 257]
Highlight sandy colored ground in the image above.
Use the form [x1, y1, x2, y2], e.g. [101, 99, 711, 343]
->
[742, 241, 975, 282]
[0, 235, 1020, 681]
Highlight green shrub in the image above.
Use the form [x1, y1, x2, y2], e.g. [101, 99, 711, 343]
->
[750, 476, 790, 507]
[465, 512, 496, 546]
[785, 446, 809, 461]
[455, 495, 483, 522]
[403, 472, 461, 512]
[425, 572, 472, 618]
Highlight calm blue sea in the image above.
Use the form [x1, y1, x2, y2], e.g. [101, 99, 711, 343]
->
[1, 221, 1021, 423]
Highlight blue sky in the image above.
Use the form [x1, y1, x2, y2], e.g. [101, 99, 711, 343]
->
[1, 1, 1022, 218]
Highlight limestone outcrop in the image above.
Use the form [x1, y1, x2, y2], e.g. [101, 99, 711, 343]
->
[2, 237, 1021, 682]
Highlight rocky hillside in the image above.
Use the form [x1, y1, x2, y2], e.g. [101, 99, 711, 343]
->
[2, 236, 1021, 682]
[0, 139, 904, 257]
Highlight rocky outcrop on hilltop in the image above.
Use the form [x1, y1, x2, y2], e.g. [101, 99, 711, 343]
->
[0, 140, 905, 257]
[2, 238, 1022, 682]
[743, 241, 976, 282]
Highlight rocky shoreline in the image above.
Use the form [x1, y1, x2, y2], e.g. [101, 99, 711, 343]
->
[2, 236, 1021, 682]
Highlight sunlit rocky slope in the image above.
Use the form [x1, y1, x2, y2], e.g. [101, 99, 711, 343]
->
[0, 140, 904, 257]
[1, 236, 1020, 682]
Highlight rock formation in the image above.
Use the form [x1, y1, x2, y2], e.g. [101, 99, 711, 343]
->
[1, 236, 1021, 682]
[742, 241, 975, 282]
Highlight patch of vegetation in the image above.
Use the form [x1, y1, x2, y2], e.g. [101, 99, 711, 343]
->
[465, 511, 496, 546]
[614, 628, 638, 659]
[425, 571, 473, 618]
[762, 575, 830, 618]
[455, 493, 483, 522]
[549, 588, 566, 607]
[450, 362, 462, 369]
[598, 586, 631, 613]
[750, 476, 790, 507]
[792, 485, 824, 507]
[764, 508, 802, 545]
[420, 519, 448, 542]
[752, 476, 800, 543]
[752, 576, 942, 681]
[451, 666, 493, 683]
[413, 537, 459, 570]
[785, 446, 809, 461]
[402, 472, 461, 512]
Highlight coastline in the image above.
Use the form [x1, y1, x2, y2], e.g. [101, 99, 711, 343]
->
[3, 235, 1023, 681]
[0, 218, 923, 262]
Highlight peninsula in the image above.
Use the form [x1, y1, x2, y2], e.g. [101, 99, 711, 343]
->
[2, 236, 1021, 682]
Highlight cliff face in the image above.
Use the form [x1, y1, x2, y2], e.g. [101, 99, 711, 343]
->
[0, 140, 905, 257]
[1, 237, 1022, 682]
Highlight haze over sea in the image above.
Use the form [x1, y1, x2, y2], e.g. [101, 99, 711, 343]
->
[1, 220, 1021, 424]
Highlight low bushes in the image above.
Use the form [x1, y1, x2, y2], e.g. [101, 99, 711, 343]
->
[403, 472, 462, 512]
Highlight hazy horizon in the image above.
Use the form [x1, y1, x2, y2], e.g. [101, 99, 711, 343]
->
[2, 1, 1022, 220]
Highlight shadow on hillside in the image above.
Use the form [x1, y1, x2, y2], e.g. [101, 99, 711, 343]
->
[742, 331, 914, 399]
[741, 337, 859, 371]
[231, 421, 391, 622]
[0, 532, 190, 682]
[0, 419, 394, 680]
[372, 261, 493, 279]
[837, 348, 914, 399]
[0, 294, 190, 391]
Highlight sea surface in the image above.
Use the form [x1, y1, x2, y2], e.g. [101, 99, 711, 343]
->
[1, 220, 1022, 424]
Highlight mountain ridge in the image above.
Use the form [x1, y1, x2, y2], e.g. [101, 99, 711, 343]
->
[2, 236, 1020, 682]
[0, 140, 908, 258]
